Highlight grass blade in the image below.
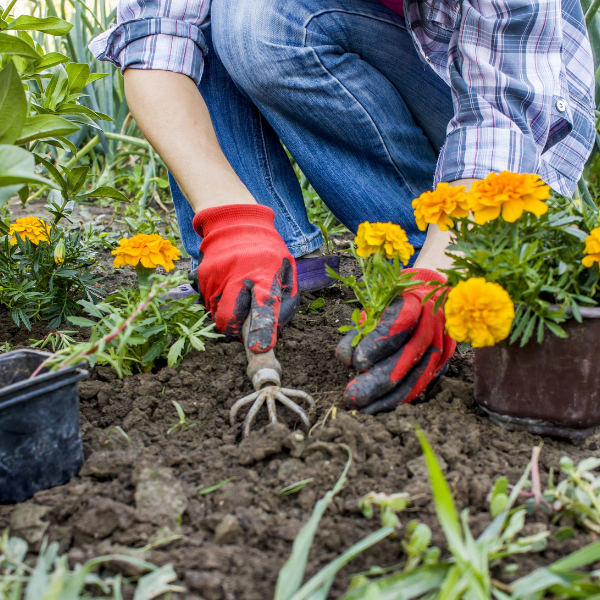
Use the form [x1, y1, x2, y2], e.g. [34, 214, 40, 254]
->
[274, 446, 352, 600]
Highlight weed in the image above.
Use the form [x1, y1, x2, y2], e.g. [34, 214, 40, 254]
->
[167, 400, 196, 434]
[105, 425, 131, 444]
[0, 342, 11, 354]
[30, 330, 78, 352]
[278, 479, 314, 496]
[199, 476, 239, 496]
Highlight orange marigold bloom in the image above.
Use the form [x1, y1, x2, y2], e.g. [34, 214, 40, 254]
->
[355, 221, 414, 265]
[468, 172, 550, 225]
[112, 233, 181, 271]
[8, 216, 51, 246]
[445, 278, 515, 348]
[582, 227, 600, 268]
[412, 182, 469, 231]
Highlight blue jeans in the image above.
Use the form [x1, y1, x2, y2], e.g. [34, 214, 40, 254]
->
[170, 0, 454, 269]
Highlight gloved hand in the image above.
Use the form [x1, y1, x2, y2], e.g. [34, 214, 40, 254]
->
[336, 269, 456, 414]
[192, 204, 299, 353]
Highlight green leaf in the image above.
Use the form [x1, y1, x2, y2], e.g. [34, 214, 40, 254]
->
[34, 51, 69, 72]
[415, 428, 464, 556]
[76, 185, 129, 202]
[167, 337, 186, 366]
[0, 60, 26, 144]
[0, 32, 41, 59]
[275, 447, 352, 600]
[0, 145, 58, 203]
[65, 62, 90, 94]
[5, 15, 73, 35]
[278, 478, 314, 496]
[133, 564, 184, 600]
[198, 476, 238, 495]
[15, 114, 79, 144]
[67, 316, 97, 327]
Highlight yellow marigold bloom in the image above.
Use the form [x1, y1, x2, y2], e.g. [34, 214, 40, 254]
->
[355, 221, 414, 265]
[468, 172, 550, 225]
[444, 278, 515, 348]
[112, 233, 181, 271]
[412, 182, 469, 231]
[8, 216, 51, 246]
[582, 227, 600, 267]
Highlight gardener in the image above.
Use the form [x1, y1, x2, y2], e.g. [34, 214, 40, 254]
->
[90, 0, 595, 413]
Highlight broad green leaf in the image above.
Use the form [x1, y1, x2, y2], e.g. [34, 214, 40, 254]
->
[77, 186, 129, 202]
[86, 72, 109, 84]
[62, 166, 89, 197]
[65, 62, 90, 94]
[15, 114, 79, 144]
[167, 337, 186, 366]
[67, 316, 97, 327]
[34, 51, 69, 72]
[5, 16, 73, 35]
[0, 32, 41, 59]
[0, 60, 26, 144]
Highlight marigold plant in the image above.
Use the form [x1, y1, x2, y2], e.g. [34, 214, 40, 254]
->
[328, 221, 422, 344]
[444, 278, 515, 347]
[8, 217, 51, 246]
[412, 182, 469, 231]
[418, 172, 600, 346]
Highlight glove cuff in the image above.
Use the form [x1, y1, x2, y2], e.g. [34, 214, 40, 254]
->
[404, 268, 447, 285]
[193, 204, 275, 238]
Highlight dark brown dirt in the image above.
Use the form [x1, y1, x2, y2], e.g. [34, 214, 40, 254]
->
[2, 263, 600, 600]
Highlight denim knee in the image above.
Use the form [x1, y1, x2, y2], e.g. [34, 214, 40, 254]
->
[211, 0, 299, 99]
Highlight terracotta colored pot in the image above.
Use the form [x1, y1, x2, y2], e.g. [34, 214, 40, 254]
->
[473, 307, 600, 442]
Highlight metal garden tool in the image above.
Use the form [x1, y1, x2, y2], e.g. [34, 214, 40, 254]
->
[230, 317, 315, 437]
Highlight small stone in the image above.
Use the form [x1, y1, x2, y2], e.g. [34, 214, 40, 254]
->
[73, 498, 135, 544]
[213, 515, 242, 545]
[135, 467, 188, 526]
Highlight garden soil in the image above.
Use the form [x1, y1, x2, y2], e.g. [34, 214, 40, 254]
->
[1, 253, 600, 600]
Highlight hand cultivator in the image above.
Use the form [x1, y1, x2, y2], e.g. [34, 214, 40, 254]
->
[230, 318, 315, 437]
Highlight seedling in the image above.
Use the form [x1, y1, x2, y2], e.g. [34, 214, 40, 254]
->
[302, 297, 325, 314]
[359, 491, 410, 529]
[167, 400, 196, 435]
[278, 478, 314, 496]
[105, 425, 131, 444]
[0, 342, 11, 353]
[30, 330, 78, 353]
[199, 476, 238, 495]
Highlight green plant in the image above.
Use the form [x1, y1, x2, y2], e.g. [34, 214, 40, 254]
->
[278, 479, 314, 496]
[198, 477, 238, 496]
[0, 529, 183, 599]
[30, 329, 78, 351]
[328, 223, 424, 344]
[302, 297, 325, 314]
[32, 273, 219, 377]
[167, 400, 196, 434]
[541, 456, 600, 534]
[359, 492, 411, 529]
[0, 203, 103, 329]
[0, 341, 11, 353]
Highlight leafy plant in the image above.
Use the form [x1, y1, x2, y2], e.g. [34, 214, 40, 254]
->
[0, 201, 103, 328]
[541, 456, 600, 534]
[167, 400, 196, 434]
[0, 529, 183, 599]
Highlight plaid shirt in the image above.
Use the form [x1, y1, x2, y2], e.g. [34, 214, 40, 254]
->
[89, 0, 596, 196]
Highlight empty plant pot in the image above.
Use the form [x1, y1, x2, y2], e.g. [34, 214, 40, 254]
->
[473, 308, 600, 442]
[0, 349, 88, 503]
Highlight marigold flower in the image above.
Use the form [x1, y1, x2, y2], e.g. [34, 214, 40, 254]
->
[355, 222, 414, 265]
[8, 216, 51, 246]
[444, 278, 515, 348]
[468, 172, 550, 225]
[112, 233, 181, 271]
[412, 183, 469, 231]
[582, 227, 600, 267]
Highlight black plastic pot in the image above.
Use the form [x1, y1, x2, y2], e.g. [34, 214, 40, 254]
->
[474, 308, 600, 442]
[0, 350, 88, 503]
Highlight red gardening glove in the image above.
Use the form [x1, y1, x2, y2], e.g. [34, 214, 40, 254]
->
[192, 204, 299, 353]
[337, 269, 456, 414]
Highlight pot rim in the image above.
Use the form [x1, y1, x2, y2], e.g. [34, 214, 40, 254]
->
[548, 304, 600, 319]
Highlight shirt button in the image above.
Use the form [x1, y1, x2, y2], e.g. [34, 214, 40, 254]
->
[556, 99, 567, 112]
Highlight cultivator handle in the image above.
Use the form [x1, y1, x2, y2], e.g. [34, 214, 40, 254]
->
[242, 317, 282, 391]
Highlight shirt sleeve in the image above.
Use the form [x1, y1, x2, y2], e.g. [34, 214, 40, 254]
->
[88, 0, 210, 85]
[434, 0, 590, 187]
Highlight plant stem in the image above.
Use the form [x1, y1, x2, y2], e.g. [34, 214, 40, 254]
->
[1, 0, 18, 19]
[63, 134, 100, 168]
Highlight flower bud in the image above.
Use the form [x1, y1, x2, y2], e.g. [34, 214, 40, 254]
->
[54, 240, 65, 265]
